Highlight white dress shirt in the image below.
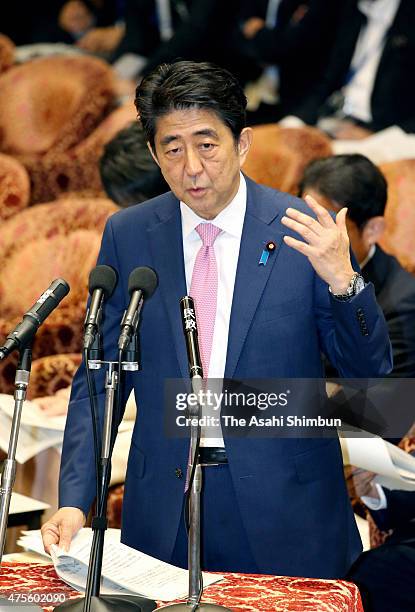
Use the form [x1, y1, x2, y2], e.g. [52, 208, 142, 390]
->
[181, 173, 247, 447]
[343, 0, 400, 123]
[361, 482, 388, 510]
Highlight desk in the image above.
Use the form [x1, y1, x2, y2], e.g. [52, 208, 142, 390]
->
[0, 563, 363, 611]
[8, 493, 50, 530]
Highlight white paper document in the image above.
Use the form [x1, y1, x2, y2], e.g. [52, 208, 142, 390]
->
[333, 126, 415, 164]
[0, 393, 133, 465]
[0, 409, 63, 463]
[17, 528, 223, 601]
[339, 430, 415, 491]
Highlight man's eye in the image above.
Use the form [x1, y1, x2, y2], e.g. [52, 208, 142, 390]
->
[200, 143, 215, 151]
[166, 147, 181, 156]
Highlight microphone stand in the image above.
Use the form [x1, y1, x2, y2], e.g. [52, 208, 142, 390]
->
[159, 298, 230, 611]
[54, 339, 155, 612]
[0, 345, 32, 565]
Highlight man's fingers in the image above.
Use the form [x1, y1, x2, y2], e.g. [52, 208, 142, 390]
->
[283, 235, 314, 256]
[59, 523, 74, 552]
[282, 215, 319, 244]
[41, 508, 85, 554]
[284, 207, 323, 236]
[336, 207, 348, 232]
[304, 194, 334, 228]
[41, 524, 59, 554]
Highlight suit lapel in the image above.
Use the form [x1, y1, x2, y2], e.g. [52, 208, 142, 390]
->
[147, 194, 188, 379]
[225, 179, 284, 378]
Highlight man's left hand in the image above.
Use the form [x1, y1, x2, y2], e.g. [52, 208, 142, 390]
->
[282, 194, 355, 293]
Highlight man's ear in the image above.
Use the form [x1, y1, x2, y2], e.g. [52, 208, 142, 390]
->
[238, 127, 253, 165]
[362, 216, 386, 245]
[147, 142, 160, 167]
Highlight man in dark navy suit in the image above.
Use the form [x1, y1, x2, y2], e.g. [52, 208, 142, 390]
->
[41, 61, 392, 578]
[284, 0, 415, 137]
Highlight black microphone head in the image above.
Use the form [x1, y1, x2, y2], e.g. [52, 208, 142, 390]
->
[88, 265, 118, 299]
[128, 267, 158, 299]
[49, 278, 70, 301]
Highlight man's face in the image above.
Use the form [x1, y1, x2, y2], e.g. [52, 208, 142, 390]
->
[304, 187, 369, 263]
[149, 108, 252, 219]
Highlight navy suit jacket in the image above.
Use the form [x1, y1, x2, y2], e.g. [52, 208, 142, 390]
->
[60, 177, 392, 578]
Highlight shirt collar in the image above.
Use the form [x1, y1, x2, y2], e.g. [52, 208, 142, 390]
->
[180, 173, 247, 240]
[360, 244, 376, 269]
[358, 0, 399, 23]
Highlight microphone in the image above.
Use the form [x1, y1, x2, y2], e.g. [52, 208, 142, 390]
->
[0, 279, 70, 361]
[180, 296, 203, 379]
[118, 267, 158, 352]
[83, 265, 118, 350]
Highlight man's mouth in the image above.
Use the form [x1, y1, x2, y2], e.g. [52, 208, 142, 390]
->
[188, 187, 207, 197]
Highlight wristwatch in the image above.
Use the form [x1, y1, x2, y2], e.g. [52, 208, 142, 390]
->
[329, 272, 365, 301]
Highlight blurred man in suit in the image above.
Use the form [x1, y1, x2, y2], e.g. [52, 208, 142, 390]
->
[284, 0, 415, 137]
[348, 453, 415, 612]
[300, 153, 415, 377]
[111, 0, 253, 81]
[235, 0, 344, 121]
[41, 61, 391, 578]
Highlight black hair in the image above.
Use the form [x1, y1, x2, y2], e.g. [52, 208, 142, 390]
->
[299, 154, 387, 228]
[99, 122, 168, 207]
[134, 60, 247, 150]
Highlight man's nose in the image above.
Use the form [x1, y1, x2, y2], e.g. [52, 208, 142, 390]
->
[184, 148, 203, 177]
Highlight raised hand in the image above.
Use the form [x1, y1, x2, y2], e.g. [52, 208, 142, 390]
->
[282, 194, 356, 294]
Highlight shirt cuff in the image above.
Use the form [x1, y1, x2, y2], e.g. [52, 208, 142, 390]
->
[361, 483, 388, 510]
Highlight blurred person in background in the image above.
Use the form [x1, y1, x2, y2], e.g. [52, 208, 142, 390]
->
[1, 1, 121, 48]
[347, 467, 415, 612]
[234, 0, 344, 123]
[300, 154, 415, 612]
[300, 154, 415, 377]
[110, 0, 258, 83]
[282, 0, 415, 138]
[99, 122, 169, 206]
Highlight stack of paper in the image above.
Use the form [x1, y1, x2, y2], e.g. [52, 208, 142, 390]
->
[0, 393, 133, 466]
[0, 394, 64, 462]
[339, 430, 415, 491]
[17, 528, 223, 601]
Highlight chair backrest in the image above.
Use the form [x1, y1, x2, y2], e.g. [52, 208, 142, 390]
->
[0, 55, 115, 156]
[0, 229, 101, 319]
[0, 34, 14, 74]
[243, 125, 332, 194]
[0, 197, 118, 263]
[0, 152, 30, 220]
[379, 159, 415, 274]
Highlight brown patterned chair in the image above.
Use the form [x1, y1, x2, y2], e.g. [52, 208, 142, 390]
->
[378, 159, 415, 274]
[0, 198, 118, 393]
[0, 55, 116, 203]
[0, 153, 30, 220]
[242, 125, 333, 195]
[0, 34, 15, 74]
[28, 353, 82, 400]
[26, 102, 138, 204]
[107, 484, 125, 528]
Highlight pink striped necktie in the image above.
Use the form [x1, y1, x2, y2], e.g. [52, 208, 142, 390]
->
[189, 223, 222, 377]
